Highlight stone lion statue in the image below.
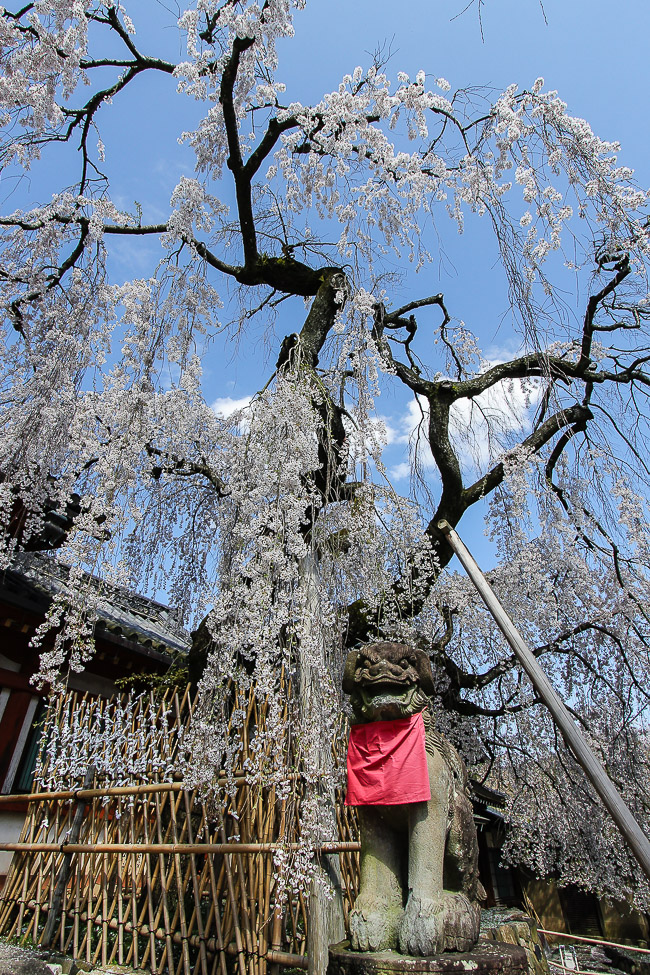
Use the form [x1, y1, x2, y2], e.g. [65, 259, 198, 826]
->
[343, 641, 484, 956]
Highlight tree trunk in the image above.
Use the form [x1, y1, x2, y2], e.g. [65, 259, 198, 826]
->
[299, 553, 346, 975]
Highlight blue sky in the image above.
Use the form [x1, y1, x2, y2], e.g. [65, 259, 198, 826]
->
[263, 0, 650, 563]
[5, 0, 650, 573]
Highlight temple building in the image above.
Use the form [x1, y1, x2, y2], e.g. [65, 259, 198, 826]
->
[0, 551, 189, 887]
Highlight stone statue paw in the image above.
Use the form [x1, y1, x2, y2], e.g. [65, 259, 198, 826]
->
[349, 899, 402, 952]
[398, 895, 445, 956]
[398, 892, 480, 956]
[438, 892, 481, 951]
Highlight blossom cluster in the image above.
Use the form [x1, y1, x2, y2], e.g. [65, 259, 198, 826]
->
[36, 692, 177, 791]
[0, 0, 649, 903]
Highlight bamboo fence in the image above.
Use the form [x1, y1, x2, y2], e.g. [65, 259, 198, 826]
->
[0, 684, 360, 975]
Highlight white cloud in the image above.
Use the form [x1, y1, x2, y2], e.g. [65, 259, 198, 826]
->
[384, 365, 541, 479]
[390, 398, 435, 462]
[211, 395, 252, 418]
[449, 364, 541, 468]
[378, 416, 400, 446]
[381, 400, 430, 447]
[389, 461, 412, 481]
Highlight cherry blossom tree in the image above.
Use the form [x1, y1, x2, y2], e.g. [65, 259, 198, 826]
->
[1, 0, 649, 911]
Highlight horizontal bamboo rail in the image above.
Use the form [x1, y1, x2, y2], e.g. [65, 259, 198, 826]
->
[0, 841, 360, 855]
[0, 782, 186, 804]
[0, 774, 301, 805]
[264, 949, 308, 969]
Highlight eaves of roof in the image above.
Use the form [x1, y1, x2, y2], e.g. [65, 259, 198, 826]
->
[1, 552, 190, 658]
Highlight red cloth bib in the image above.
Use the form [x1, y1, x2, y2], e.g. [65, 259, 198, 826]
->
[345, 711, 431, 806]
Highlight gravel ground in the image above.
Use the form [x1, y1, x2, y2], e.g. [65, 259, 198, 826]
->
[0, 941, 61, 975]
[1, 933, 644, 975]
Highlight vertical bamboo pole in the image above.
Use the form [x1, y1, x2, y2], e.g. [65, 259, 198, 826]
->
[174, 689, 210, 975]
[31, 813, 48, 941]
[203, 827, 229, 975]
[258, 782, 276, 975]
[128, 702, 141, 973]
[101, 811, 108, 967]
[140, 795, 158, 973]
[195, 797, 228, 975]
[129, 796, 140, 971]
[268, 797, 287, 975]
[116, 799, 124, 966]
[103, 813, 122, 968]
[15, 792, 40, 936]
[73, 831, 82, 958]
[236, 724, 258, 975]
[40, 767, 95, 948]
[219, 823, 247, 975]
[168, 787, 192, 975]
[153, 790, 176, 973]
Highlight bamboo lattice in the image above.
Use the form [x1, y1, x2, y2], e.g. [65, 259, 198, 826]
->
[0, 685, 360, 975]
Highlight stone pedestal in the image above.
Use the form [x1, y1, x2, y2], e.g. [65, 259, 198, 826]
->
[328, 941, 529, 975]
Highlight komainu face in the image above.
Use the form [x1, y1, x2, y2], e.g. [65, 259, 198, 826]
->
[344, 641, 484, 957]
[343, 642, 435, 722]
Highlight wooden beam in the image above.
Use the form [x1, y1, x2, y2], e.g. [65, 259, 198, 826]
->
[438, 519, 650, 883]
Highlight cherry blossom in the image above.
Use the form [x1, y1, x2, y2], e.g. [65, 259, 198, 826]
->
[0, 0, 649, 904]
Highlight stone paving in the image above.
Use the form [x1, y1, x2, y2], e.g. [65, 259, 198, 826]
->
[547, 945, 623, 975]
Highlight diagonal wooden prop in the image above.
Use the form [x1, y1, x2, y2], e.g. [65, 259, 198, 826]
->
[438, 519, 650, 883]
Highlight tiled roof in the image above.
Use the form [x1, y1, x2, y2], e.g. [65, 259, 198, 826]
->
[4, 552, 190, 657]
[470, 779, 507, 809]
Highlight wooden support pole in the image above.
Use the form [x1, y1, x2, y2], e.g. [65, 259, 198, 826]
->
[437, 519, 650, 883]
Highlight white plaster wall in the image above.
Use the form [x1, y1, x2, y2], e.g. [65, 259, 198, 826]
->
[0, 812, 26, 879]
